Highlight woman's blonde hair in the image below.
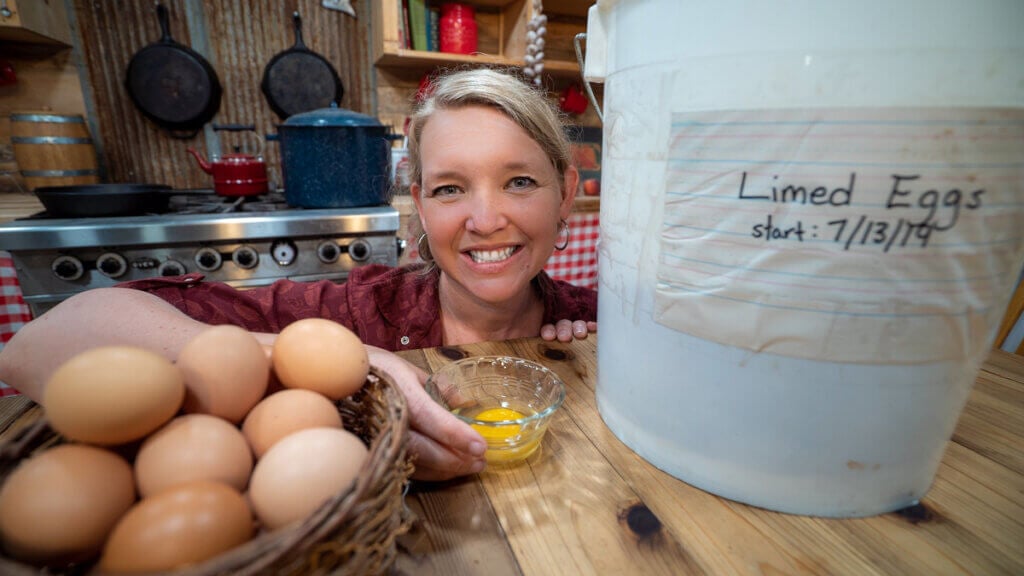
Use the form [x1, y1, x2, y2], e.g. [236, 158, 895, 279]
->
[406, 67, 573, 192]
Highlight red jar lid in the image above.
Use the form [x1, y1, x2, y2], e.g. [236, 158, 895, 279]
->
[441, 3, 475, 17]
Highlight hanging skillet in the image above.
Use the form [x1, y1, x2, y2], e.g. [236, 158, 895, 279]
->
[261, 11, 344, 120]
[125, 3, 222, 138]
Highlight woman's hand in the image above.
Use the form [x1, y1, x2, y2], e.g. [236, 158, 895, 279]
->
[367, 347, 487, 481]
[540, 319, 597, 343]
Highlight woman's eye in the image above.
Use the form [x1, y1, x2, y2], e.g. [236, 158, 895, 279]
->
[508, 176, 537, 190]
[430, 185, 461, 198]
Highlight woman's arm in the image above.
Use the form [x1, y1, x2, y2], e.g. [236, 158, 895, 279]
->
[0, 288, 208, 403]
[0, 287, 486, 481]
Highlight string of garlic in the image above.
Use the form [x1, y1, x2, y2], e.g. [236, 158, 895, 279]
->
[524, 0, 546, 85]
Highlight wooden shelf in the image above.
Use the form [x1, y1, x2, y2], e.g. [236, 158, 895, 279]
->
[375, 49, 580, 76]
[0, 0, 72, 46]
[373, 0, 589, 78]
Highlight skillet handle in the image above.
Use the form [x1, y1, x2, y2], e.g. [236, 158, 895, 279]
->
[155, 3, 173, 43]
[291, 11, 306, 49]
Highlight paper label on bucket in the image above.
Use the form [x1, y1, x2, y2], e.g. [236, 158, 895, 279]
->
[654, 108, 1024, 364]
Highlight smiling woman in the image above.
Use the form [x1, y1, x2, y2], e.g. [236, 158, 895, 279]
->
[405, 68, 596, 345]
[412, 105, 572, 341]
[0, 68, 596, 483]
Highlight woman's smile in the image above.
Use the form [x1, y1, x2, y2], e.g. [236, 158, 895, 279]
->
[466, 245, 518, 264]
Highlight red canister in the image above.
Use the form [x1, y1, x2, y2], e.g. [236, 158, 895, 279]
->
[439, 3, 478, 55]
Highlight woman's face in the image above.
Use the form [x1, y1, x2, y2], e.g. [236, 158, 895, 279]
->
[411, 105, 578, 307]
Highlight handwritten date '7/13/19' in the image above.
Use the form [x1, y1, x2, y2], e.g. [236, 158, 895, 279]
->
[738, 172, 985, 251]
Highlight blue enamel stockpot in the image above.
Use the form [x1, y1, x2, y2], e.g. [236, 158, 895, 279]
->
[273, 105, 398, 208]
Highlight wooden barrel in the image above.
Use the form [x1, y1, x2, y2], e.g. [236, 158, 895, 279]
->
[10, 113, 99, 190]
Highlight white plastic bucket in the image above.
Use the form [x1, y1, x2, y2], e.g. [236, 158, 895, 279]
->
[585, 0, 1024, 516]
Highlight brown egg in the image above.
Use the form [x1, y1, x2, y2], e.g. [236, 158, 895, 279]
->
[99, 480, 253, 573]
[242, 389, 343, 458]
[177, 325, 269, 424]
[0, 444, 135, 565]
[248, 427, 368, 530]
[134, 414, 253, 498]
[272, 318, 369, 400]
[43, 346, 184, 445]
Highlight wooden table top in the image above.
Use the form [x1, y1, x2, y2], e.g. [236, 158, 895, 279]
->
[390, 336, 1024, 576]
[1, 337, 1021, 575]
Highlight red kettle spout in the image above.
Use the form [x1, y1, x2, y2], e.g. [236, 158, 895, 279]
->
[187, 147, 213, 174]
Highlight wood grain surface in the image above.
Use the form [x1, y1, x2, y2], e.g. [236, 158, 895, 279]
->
[389, 338, 1024, 576]
[0, 191, 44, 222]
[1, 339, 1021, 575]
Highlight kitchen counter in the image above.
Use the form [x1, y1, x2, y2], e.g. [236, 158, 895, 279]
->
[0, 192, 44, 223]
[2, 337, 1020, 574]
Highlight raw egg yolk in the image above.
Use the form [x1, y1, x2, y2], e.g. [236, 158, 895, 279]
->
[470, 408, 525, 442]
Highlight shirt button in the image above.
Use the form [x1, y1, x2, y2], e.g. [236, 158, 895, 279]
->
[400, 336, 410, 346]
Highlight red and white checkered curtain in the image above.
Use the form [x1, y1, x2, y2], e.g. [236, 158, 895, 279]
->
[0, 252, 31, 397]
[543, 212, 599, 290]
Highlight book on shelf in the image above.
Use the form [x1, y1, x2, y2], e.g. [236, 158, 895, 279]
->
[409, 0, 427, 51]
[397, 0, 408, 49]
[427, 6, 439, 52]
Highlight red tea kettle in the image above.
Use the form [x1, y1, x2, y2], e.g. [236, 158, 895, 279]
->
[187, 124, 268, 197]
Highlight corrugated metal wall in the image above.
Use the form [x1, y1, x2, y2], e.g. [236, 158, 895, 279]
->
[72, 0, 373, 189]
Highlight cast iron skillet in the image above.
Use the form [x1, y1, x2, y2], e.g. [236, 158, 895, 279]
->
[35, 184, 175, 217]
[125, 3, 222, 138]
[261, 11, 344, 120]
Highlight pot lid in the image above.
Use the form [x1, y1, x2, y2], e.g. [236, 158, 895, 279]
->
[283, 103, 383, 127]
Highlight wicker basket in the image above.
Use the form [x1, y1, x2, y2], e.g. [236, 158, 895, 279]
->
[0, 367, 413, 576]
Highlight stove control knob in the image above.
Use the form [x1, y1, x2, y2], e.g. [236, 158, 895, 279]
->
[194, 247, 222, 271]
[271, 241, 297, 267]
[158, 260, 186, 277]
[52, 255, 84, 281]
[348, 239, 371, 262]
[317, 241, 340, 263]
[97, 253, 128, 278]
[232, 246, 259, 270]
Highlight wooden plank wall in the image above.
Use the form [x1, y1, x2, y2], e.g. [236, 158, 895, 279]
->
[2, 1, 599, 194]
[71, 0, 374, 190]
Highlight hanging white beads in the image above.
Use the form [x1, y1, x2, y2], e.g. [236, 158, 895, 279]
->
[524, 0, 546, 85]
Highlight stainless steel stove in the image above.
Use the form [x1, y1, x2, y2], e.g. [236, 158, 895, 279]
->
[0, 191, 401, 317]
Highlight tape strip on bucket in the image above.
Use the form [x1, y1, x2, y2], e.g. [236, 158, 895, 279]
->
[655, 107, 1024, 365]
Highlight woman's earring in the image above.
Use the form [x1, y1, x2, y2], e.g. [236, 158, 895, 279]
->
[417, 233, 434, 262]
[555, 219, 570, 251]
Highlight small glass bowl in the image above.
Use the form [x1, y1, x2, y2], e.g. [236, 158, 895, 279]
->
[425, 356, 566, 464]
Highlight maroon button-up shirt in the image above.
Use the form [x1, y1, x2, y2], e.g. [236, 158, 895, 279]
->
[117, 264, 597, 351]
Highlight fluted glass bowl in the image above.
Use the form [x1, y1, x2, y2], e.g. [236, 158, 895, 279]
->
[425, 356, 565, 464]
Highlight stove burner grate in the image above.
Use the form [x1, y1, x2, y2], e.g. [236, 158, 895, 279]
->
[168, 190, 291, 214]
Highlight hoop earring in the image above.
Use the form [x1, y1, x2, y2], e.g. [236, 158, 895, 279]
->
[417, 233, 434, 262]
[555, 219, 570, 251]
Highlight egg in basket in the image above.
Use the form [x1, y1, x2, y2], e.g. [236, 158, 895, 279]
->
[0, 319, 412, 576]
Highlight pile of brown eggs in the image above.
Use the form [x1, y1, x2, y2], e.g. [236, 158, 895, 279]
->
[0, 318, 372, 573]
